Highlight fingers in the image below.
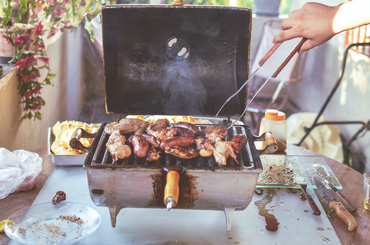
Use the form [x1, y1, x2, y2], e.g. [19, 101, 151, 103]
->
[273, 28, 300, 44]
[299, 39, 316, 52]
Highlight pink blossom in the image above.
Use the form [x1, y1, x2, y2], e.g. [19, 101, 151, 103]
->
[38, 42, 45, 49]
[14, 34, 31, 46]
[2, 34, 11, 44]
[20, 90, 33, 98]
[14, 58, 28, 69]
[26, 55, 37, 67]
[29, 71, 39, 80]
[20, 73, 32, 83]
[35, 22, 44, 35]
[20, 87, 43, 98]
[32, 87, 42, 94]
[39, 57, 49, 64]
[29, 104, 41, 110]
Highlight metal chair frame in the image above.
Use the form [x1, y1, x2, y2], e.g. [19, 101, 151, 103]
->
[297, 43, 370, 149]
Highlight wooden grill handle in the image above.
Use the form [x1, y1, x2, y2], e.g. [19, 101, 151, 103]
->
[173, 0, 183, 5]
[164, 170, 180, 209]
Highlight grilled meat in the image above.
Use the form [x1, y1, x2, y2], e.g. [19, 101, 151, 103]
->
[105, 118, 149, 135]
[173, 121, 199, 134]
[199, 125, 228, 144]
[230, 134, 248, 154]
[52, 191, 66, 205]
[195, 136, 214, 157]
[148, 127, 177, 142]
[106, 129, 132, 161]
[213, 141, 238, 166]
[147, 118, 170, 131]
[146, 147, 161, 161]
[141, 133, 161, 148]
[164, 146, 199, 159]
[173, 127, 196, 138]
[129, 134, 150, 158]
[160, 136, 195, 151]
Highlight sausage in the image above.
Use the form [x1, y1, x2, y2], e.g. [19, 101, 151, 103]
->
[174, 127, 195, 138]
[160, 136, 195, 151]
[129, 134, 150, 158]
[230, 134, 248, 154]
[173, 122, 199, 134]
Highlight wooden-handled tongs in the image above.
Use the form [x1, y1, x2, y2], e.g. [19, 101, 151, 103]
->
[215, 38, 307, 128]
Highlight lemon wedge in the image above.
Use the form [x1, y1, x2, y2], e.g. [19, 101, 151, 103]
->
[0, 220, 14, 233]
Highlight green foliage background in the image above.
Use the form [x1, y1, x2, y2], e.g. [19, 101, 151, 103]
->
[161, 0, 291, 15]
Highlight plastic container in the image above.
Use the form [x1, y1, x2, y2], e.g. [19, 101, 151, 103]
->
[259, 109, 287, 151]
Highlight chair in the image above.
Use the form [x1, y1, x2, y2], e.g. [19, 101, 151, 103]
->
[246, 20, 308, 134]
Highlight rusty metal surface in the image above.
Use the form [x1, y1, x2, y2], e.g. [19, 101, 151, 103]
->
[102, 4, 252, 117]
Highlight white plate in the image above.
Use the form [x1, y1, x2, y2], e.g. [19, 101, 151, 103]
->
[4, 202, 101, 245]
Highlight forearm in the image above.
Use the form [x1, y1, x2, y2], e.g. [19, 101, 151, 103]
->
[333, 0, 370, 34]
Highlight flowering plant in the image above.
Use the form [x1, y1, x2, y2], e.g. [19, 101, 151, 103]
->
[2, 22, 56, 120]
[1, 0, 101, 42]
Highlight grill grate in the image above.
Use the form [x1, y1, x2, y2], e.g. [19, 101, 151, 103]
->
[85, 123, 261, 170]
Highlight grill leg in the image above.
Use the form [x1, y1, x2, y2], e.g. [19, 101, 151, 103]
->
[224, 207, 235, 232]
[109, 205, 124, 227]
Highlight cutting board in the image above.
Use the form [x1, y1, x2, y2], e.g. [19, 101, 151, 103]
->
[8, 166, 342, 245]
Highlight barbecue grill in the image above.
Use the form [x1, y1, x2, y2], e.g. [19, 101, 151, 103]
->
[71, 2, 278, 231]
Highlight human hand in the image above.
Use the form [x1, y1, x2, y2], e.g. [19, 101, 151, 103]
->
[273, 2, 340, 52]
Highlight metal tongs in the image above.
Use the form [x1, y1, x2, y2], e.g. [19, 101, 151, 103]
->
[215, 38, 307, 128]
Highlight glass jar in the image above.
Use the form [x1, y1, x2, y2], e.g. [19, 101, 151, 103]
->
[259, 109, 287, 151]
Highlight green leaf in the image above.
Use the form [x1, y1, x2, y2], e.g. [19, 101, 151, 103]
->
[1, 0, 12, 26]
[68, 0, 77, 18]
[72, 7, 86, 27]
[44, 78, 51, 85]
[37, 97, 46, 106]
[16, 0, 30, 22]
[84, 15, 94, 43]
[50, 73, 57, 77]
[35, 112, 42, 120]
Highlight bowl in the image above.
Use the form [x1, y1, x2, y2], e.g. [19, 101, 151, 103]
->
[4, 202, 101, 245]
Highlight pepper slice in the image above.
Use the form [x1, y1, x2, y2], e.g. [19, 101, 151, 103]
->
[0, 220, 14, 233]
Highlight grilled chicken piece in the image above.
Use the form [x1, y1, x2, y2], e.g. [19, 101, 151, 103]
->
[230, 134, 248, 154]
[106, 129, 132, 161]
[213, 141, 238, 166]
[129, 134, 150, 158]
[105, 118, 149, 135]
[195, 136, 214, 157]
[199, 125, 228, 143]
[141, 134, 161, 149]
[147, 118, 170, 131]
[173, 121, 199, 134]
[148, 127, 177, 142]
[146, 147, 161, 161]
[160, 136, 195, 151]
[164, 147, 199, 159]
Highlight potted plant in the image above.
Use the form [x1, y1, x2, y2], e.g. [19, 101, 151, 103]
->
[1, 0, 102, 120]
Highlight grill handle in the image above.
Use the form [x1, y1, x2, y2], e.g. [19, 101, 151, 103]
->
[253, 131, 278, 155]
[70, 128, 97, 153]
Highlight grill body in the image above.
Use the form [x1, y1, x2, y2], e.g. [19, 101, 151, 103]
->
[83, 123, 268, 230]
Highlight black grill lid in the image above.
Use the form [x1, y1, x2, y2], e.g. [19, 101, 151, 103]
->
[102, 4, 251, 117]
